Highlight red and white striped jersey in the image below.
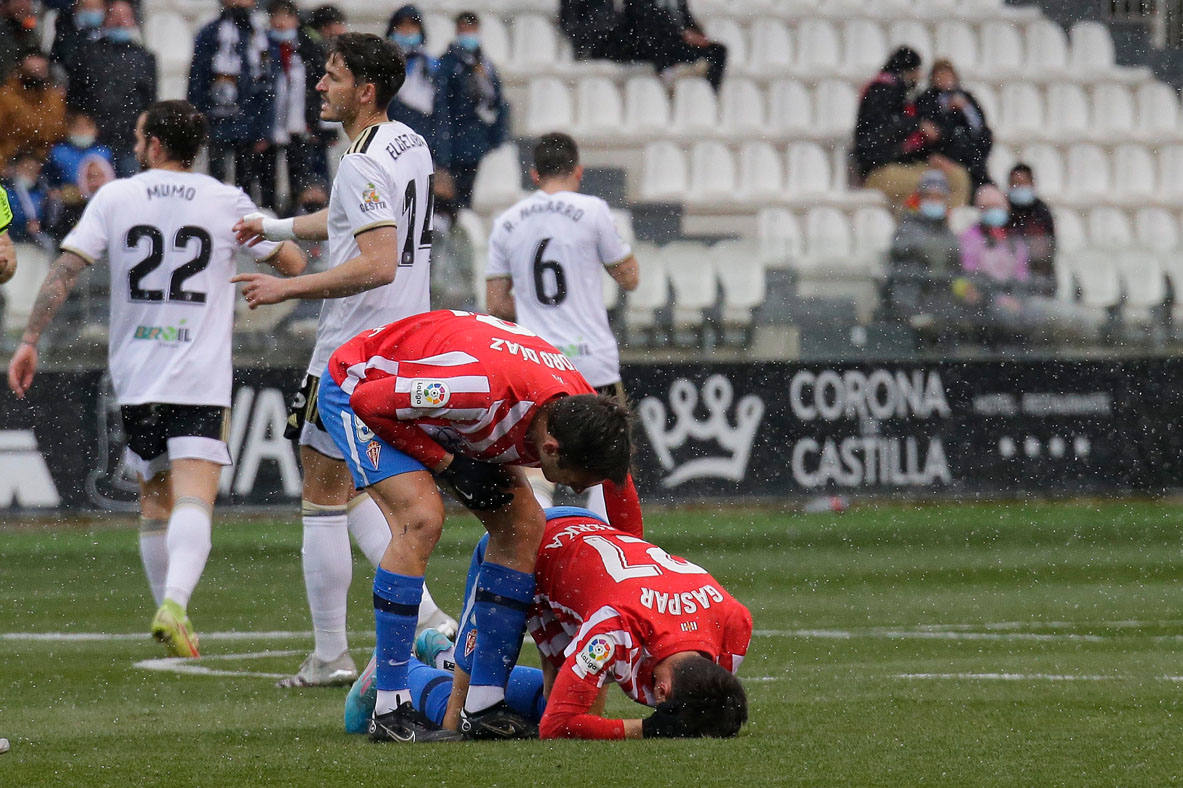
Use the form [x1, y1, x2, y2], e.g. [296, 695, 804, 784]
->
[328, 309, 594, 469]
[529, 511, 752, 722]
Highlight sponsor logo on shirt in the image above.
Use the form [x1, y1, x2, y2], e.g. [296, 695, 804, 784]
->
[133, 321, 192, 343]
[576, 635, 614, 675]
[464, 627, 478, 658]
[410, 380, 450, 408]
[366, 440, 382, 469]
[359, 182, 387, 213]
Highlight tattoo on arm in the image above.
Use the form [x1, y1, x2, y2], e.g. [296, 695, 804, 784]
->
[21, 251, 88, 345]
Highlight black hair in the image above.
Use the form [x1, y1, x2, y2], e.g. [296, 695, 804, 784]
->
[548, 393, 632, 485]
[141, 100, 207, 168]
[455, 10, 479, 27]
[307, 4, 345, 31]
[533, 132, 580, 179]
[328, 32, 406, 108]
[667, 655, 748, 738]
[883, 46, 921, 74]
[268, 0, 298, 16]
[1010, 162, 1034, 179]
[385, 4, 424, 40]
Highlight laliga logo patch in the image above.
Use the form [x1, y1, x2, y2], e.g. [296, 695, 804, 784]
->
[411, 380, 450, 408]
[576, 635, 614, 675]
[464, 628, 478, 658]
[366, 440, 382, 469]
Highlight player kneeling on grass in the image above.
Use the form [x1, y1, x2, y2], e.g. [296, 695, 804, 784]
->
[345, 506, 751, 740]
[319, 309, 643, 742]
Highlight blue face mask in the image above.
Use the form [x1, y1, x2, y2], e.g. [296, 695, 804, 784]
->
[105, 27, 134, 43]
[982, 207, 1009, 228]
[391, 31, 423, 50]
[1008, 186, 1035, 207]
[457, 33, 480, 52]
[75, 10, 105, 29]
[919, 200, 947, 220]
[270, 27, 297, 43]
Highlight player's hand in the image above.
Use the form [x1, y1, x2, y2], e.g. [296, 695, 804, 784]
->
[439, 454, 514, 511]
[0, 232, 15, 284]
[7, 342, 38, 399]
[641, 701, 692, 739]
[232, 272, 290, 308]
[234, 214, 267, 247]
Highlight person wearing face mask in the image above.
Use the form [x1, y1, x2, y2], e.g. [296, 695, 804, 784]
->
[45, 111, 114, 188]
[0, 0, 40, 82]
[0, 50, 67, 167]
[2, 149, 49, 245]
[65, 1, 156, 177]
[261, 0, 328, 213]
[884, 169, 961, 330]
[916, 59, 993, 192]
[856, 47, 971, 213]
[385, 5, 439, 154]
[960, 184, 1029, 295]
[1005, 162, 1056, 295]
[50, 0, 107, 71]
[432, 11, 509, 212]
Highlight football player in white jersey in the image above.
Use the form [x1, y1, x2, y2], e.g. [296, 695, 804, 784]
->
[232, 32, 455, 688]
[485, 132, 639, 519]
[6, 100, 306, 657]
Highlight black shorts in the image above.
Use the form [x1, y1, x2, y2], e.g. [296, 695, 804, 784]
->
[120, 403, 230, 476]
[285, 373, 325, 441]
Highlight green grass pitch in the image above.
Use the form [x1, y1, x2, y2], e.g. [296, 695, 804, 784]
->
[3, 500, 1183, 786]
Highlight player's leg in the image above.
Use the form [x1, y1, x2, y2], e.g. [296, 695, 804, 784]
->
[137, 471, 171, 607]
[460, 472, 545, 736]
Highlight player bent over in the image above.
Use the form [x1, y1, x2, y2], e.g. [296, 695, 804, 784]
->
[6, 101, 305, 656]
[346, 506, 751, 739]
[319, 309, 641, 742]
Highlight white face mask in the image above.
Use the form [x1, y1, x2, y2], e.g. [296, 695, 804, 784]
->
[70, 133, 97, 149]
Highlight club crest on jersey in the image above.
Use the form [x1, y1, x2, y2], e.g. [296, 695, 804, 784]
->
[577, 635, 614, 675]
[366, 440, 382, 469]
[464, 628, 478, 658]
[359, 182, 387, 213]
[410, 380, 450, 408]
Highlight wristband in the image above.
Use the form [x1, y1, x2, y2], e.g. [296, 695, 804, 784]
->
[244, 212, 297, 242]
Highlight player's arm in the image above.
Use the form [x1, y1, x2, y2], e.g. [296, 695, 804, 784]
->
[234, 225, 399, 307]
[261, 240, 307, 276]
[538, 656, 643, 740]
[602, 474, 644, 537]
[7, 249, 89, 398]
[606, 254, 639, 291]
[234, 207, 329, 245]
[485, 275, 514, 321]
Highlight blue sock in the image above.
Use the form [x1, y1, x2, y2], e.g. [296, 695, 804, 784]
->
[506, 665, 546, 723]
[467, 561, 534, 707]
[453, 534, 490, 676]
[408, 656, 453, 726]
[373, 567, 422, 692]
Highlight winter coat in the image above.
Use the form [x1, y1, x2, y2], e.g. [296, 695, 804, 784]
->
[66, 37, 157, 154]
[188, 12, 276, 145]
[916, 86, 993, 186]
[432, 42, 509, 169]
[0, 76, 67, 163]
[853, 71, 928, 178]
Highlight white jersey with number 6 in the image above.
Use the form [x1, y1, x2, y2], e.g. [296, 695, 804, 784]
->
[486, 190, 631, 388]
[60, 169, 280, 408]
[307, 120, 434, 378]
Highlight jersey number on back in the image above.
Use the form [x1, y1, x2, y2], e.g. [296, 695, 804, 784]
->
[401, 175, 434, 267]
[533, 237, 567, 306]
[126, 224, 211, 304]
[585, 534, 707, 583]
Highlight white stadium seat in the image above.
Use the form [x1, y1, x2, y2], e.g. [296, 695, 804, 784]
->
[1019, 144, 1065, 198]
[785, 142, 832, 197]
[980, 20, 1025, 76]
[423, 14, 452, 58]
[671, 77, 719, 135]
[1159, 145, 1183, 200]
[749, 18, 794, 74]
[687, 141, 737, 201]
[624, 76, 671, 132]
[1044, 83, 1092, 142]
[640, 142, 688, 200]
[843, 19, 888, 77]
[1135, 207, 1179, 253]
[769, 79, 814, 134]
[625, 246, 668, 335]
[1025, 19, 1070, 74]
[887, 20, 933, 65]
[1070, 20, 1116, 74]
[510, 15, 559, 67]
[479, 15, 511, 65]
[737, 141, 784, 200]
[143, 12, 193, 74]
[1137, 81, 1180, 139]
[1065, 144, 1110, 200]
[1051, 208, 1087, 253]
[609, 209, 636, 248]
[1092, 83, 1136, 136]
[1117, 250, 1166, 311]
[3, 243, 50, 331]
[471, 144, 524, 212]
[949, 206, 980, 236]
[1000, 83, 1043, 136]
[802, 206, 855, 271]
[663, 242, 718, 332]
[813, 79, 857, 136]
[1087, 206, 1134, 249]
[712, 241, 767, 327]
[797, 19, 843, 76]
[575, 77, 623, 135]
[702, 18, 748, 70]
[525, 77, 573, 136]
[934, 20, 978, 74]
[1071, 249, 1121, 308]
[965, 82, 1000, 131]
[719, 78, 766, 134]
[757, 207, 804, 266]
[852, 206, 895, 267]
[1112, 144, 1156, 201]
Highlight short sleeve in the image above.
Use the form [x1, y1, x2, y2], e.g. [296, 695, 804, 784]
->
[594, 201, 631, 267]
[336, 153, 399, 237]
[485, 220, 510, 279]
[233, 189, 281, 261]
[59, 183, 115, 264]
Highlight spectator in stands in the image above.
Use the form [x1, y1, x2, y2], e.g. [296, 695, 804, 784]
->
[263, 0, 327, 212]
[916, 59, 993, 191]
[189, 0, 275, 196]
[66, 2, 155, 177]
[45, 111, 114, 187]
[614, 0, 727, 90]
[305, 4, 346, 48]
[3, 149, 49, 244]
[1006, 162, 1056, 295]
[559, 0, 623, 61]
[0, 50, 67, 166]
[883, 169, 961, 329]
[0, 0, 40, 82]
[385, 5, 439, 152]
[46, 148, 115, 241]
[50, 0, 106, 70]
[855, 47, 971, 212]
[960, 184, 1028, 284]
[433, 11, 509, 211]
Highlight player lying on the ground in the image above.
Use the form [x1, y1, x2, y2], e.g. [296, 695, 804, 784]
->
[345, 505, 751, 739]
[319, 309, 643, 742]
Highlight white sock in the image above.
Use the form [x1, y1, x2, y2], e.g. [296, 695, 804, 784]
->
[375, 688, 413, 715]
[347, 493, 390, 567]
[302, 500, 351, 662]
[418, 583, 458, 638]
[585, 484, 608, 520]
[162, 497, 213, 610]
[464, 685, 505, 713]
[527, 471, 555, 509]
[138, 517, 169, 606]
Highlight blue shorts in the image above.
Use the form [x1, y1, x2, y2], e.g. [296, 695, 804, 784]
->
[316, 370, 427, 489]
